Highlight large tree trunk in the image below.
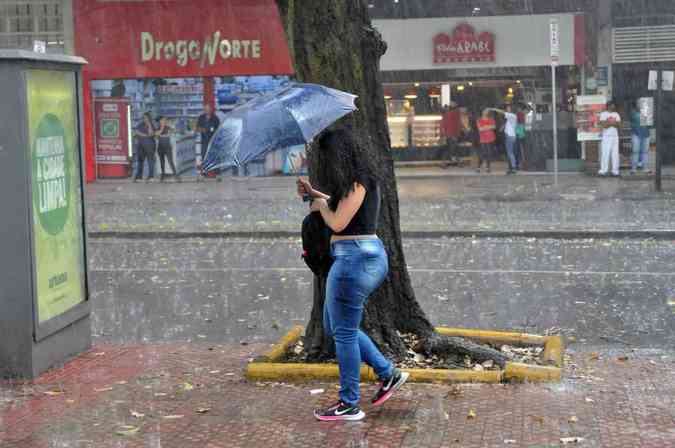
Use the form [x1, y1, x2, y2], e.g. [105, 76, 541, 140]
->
[275, 0, 507, 367]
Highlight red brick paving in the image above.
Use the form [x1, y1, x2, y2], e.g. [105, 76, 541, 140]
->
[1, 344, 674, 448]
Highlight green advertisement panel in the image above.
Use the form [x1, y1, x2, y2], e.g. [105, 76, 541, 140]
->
[26, 70, 86, 323]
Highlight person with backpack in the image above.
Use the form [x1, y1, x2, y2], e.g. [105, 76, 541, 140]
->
[296, 129, 408, 422]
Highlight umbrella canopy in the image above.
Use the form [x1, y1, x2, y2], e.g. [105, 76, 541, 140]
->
[201, 83, 357, 172]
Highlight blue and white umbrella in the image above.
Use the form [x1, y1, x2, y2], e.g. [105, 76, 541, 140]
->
[202, 83, 357, 172]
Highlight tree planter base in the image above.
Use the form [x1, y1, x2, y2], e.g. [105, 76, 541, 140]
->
[246, 326, 563, 384]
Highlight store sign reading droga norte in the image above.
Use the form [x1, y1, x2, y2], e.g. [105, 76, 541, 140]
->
[141, 31, 261, 67]
[433, 23, 495, 64]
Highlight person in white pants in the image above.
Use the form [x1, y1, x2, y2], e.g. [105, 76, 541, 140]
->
[598, 101, 622, 177]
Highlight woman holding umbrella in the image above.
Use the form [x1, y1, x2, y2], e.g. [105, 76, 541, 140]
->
[297, 129, 409, 422]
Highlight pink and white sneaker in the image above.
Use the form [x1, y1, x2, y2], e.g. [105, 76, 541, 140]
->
[371, 368, 409, 406]
[314, 401, 365, 421]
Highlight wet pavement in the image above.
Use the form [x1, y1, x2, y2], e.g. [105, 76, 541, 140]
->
[1, 343, 674, 447]
[88, 237, 675, 349]
[2, 169, 675, 447]
[86, 171, 675, 234]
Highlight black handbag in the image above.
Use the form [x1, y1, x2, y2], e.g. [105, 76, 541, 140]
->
[301, 211, 333, 276]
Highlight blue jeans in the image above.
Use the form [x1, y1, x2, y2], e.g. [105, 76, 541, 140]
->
[505, 135, 518, 170]
[135, 140, 156, 179]
[324, 239, 393, 406]
[631, 134, 650, 171]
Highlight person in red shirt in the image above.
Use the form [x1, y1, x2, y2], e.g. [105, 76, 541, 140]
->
[441, 103, 461, 167]
[476, 109, 497, 173]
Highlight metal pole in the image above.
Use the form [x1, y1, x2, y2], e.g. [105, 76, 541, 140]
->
[655, 70, 663, 192]
[580, 65, 587, 160]
[552, 64, 558, 186]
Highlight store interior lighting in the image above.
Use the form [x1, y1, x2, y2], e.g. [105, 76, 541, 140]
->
[457, 85, 465, 91]
[414, 115, 442, 122]
[404, 94, 418, 99]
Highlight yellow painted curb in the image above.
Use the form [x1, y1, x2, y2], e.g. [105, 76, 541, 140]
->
[260, 325, 304, 362]
[435, 327, 547, 346]
[246, 363, 502, 383]
[247, 326, 564, 384]
[504, 362, 562, 382]
[542, 336, 564, 367]
[246, 363, 377, 381]
[405, 368, 502, 383]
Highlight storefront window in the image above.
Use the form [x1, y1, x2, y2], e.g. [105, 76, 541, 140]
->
[370, 0, 674, 184]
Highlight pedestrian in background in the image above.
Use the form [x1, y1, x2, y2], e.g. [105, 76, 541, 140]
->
[476, 109, 497, 174]
[630, 99, 651, 174]
[515, 104, 529, 170]
[134, 112, 156, 183]
[196, 103, 220, 176]
[441, 102, 460, 168]
[598, 101, 622, 177]
[491, 105, 519, 174]
[156, 116, 181, 183]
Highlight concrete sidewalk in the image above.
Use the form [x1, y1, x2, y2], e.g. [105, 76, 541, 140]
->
[86, 171, 675, 237]
[1, 343, 674, 448]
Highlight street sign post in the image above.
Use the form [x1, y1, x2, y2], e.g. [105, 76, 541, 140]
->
[550, 18, 560, 186]
[656, 71, 663, 192]
[650, 70, 673, 192]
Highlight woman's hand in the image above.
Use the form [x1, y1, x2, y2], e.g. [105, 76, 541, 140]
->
[310, 198, 328, 212]
[297, 178, 317, 199]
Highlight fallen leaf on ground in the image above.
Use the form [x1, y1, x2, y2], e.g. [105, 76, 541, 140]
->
[617, 355, 629, 362]
[531, 415, 545, 424]
[467, 409, 477, 419]
[43, 391, 63, 396]
[181, 382, 194, 391]
[115, 425, 140, 436]
[446, 386, 462, 398]
[94, 387, 114, 393]
[589, 352, 600, 361]
[568, 416, 578, 423]
[196, 407, 210, 414]
[560, 437, 585, 444]
[162, 415, 184, 420]
[131, 410, 145, 419]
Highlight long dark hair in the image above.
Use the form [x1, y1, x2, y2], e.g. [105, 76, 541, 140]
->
[313, 128, 377, 210]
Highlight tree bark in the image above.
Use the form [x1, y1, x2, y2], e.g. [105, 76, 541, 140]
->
[275, 0, 506, 367]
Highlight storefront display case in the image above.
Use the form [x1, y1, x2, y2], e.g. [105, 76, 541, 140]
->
[411, 116, 442, 147]
[387, 116, 409, 148]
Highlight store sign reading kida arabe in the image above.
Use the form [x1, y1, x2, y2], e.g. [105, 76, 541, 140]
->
[433, 23, 495, 64]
